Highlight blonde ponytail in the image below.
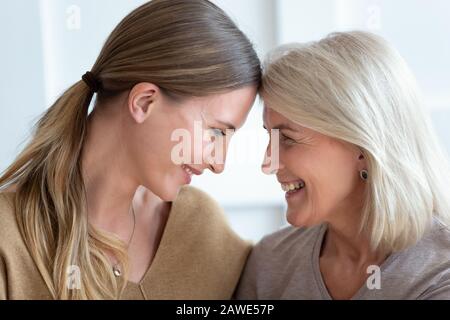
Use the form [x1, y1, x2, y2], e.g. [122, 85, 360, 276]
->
[1, 81, 129, 299]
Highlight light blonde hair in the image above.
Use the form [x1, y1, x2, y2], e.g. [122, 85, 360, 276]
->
[261, 31, 450, 253]
[0, 0, 260, 299]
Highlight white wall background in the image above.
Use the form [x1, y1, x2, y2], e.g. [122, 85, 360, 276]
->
[1, 0, 449, 242]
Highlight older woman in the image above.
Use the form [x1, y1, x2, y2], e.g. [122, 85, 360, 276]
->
[235, 31, 450, 300]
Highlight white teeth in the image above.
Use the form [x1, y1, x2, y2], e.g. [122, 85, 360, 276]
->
[281, 181, 305, 192]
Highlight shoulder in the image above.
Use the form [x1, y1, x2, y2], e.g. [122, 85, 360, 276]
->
[414, 218, 450, 273]
[0, 192, 15, 217]
[0, 191, 29, 267]
[172, 185, 233, 231]
[0, 192, 53, 299]
[173, 184, 247, 235]
[411, 218, 450, 260]
[387, 218, 450, 299]
[174, 185, 225, 215]
[170, 184, 252, 257]
[430, 217, 450, 244]
[154, 186, 252, 299]
[0, 192, 21, 249]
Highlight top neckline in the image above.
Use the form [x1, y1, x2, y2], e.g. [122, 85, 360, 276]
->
[124, 194, 180, 289]
[311, 223, 399, 300]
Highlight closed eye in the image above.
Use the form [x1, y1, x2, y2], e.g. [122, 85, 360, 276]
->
[210, 128, 227, 137]
[281, 133, 296, 145]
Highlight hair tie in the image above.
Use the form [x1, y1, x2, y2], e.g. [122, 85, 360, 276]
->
[82, 71, 101, 93]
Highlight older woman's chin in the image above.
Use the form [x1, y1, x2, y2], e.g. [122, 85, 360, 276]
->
[286, 208, 317, 228]
[286, 209, 305, 227]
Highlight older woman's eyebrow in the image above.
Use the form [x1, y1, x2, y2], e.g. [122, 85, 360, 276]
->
[263, 124, 297, 131]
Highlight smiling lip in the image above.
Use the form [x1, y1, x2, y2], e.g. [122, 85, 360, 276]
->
[181, 164, 202, 185]
[182, 167, 192, 185]
[285, 186, 305, 200]
[279, 179, 305, 192]
[183, 164, 202, 176]
[278, 179, 306, 201]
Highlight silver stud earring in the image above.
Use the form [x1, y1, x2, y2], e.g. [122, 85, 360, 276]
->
[360, 170, 369, 181]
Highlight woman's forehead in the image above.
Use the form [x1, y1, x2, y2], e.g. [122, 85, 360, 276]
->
[263, 107, 298, 130]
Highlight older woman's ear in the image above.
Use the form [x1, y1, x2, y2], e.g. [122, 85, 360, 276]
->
[357, 153, 369, 180]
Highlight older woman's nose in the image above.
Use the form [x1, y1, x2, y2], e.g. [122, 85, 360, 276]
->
[261, 143, 281, 175]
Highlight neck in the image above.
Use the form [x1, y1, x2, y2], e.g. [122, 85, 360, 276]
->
[321, 200, 386, 266]
[80, 102, 143, 240]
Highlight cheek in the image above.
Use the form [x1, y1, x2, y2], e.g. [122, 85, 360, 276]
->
[308, 146, 359, 212]
[138, 138, 184, 201]
[135, 139, 171, 185]
[133, 123, 181, 179]
[188, 125, 231, 165]
[284, 144, 357, 214]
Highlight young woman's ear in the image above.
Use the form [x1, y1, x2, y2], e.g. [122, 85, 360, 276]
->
[128, 83, 160, 124]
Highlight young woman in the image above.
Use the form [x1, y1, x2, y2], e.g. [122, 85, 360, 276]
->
[236, 31, 450, 300]
[0, 0, 260, 300]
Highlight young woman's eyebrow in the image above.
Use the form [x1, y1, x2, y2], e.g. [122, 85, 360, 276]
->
[201, 111, 236, 130]
[216, 120, 236, 130]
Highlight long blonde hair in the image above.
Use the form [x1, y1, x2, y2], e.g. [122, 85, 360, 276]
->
[0, 0, 260, 299]
[261, 31, 450, 253]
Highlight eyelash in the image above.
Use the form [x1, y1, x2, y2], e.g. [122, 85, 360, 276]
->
[210, 128, 227, 137]
[280, 133, 297, 145]
[265, 130, 303, 146]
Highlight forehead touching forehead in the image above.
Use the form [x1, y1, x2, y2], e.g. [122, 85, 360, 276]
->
[200, 86, 257, 130]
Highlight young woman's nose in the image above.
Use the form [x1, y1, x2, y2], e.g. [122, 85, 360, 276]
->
[210, 162, 225, 174]
[204, 146, 226, 174]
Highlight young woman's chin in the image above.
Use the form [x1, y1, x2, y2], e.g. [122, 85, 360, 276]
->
[150, 168, 193, 201]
